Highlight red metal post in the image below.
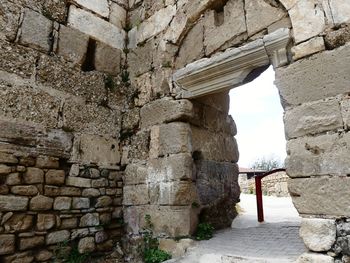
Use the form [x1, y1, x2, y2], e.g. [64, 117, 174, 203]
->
[255, 177, 264, 222]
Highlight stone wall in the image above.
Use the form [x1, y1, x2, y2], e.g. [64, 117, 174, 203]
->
[1, 0, 127, 261]
[239, 171, 290, 197]
[2, 0, 350, 262]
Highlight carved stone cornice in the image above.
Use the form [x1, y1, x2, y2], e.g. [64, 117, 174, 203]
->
[173, 28, 291, 99]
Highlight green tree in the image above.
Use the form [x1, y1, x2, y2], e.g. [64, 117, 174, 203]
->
[250, 156, 283, 171]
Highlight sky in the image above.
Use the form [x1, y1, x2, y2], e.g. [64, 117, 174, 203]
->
[229, 66, 286, 168]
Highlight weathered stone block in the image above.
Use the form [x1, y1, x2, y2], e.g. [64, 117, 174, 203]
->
[68, 6, 125, 49]
[78, 236, 96, 253]
[191, 126, 239, 163]
[329, 0, 350, 25]
[126, 130, 150, 161]
[24, 168, 44, 184]
[46, 170, 65, 185]
[37, 214, 56, 231]
[203, 0, 247, 55]
[150, 181, 197, 206]
[0, 196, 28, 211]
[275, 44, 350, 107]
[36, 54, 106, 103]
[0, 40, 37, 78]
[110, 2, 126, 29]
[140, 98, 193, 128]
[30, 195, 53, 211]
[124, 164, 148, 185]
[296, 252, 334, 263]
[80, 213, 99, 227]
[19, 9, 53, 52]
[0, 1, 22, 41]
[284, 99, 343, 139]
[286, 133, 350, 177]
[3, 214, 33, 233]
[94, 41, 122, 75]
[54, 197, 72, 210]
[159, 238, 195, 258]
[0, 234, 15, 255]
[176, 19, 204, 69]
[72, 197, 90, 209]
[95, 196, 112, 208]
[60, 217, 78, 229]
[289, 176, 350, 216]
[289, 0, 326, 43]
[123, 184, 149, 205]
[325, 25, 350, 50]
[36, 156, 59, 169]
[0, 152, 18, 164]
[71, 134, 120, 165]
[300, 218, 336, 252]
[148, 153, 193, 183]
[35, 250, 53, 262]
[46, 230, 70, 245]
[82, 188, 100, 197]
[124, 205, 197, 236]
[11, 185, 38, 196]
[0, 164, 11, 175]
[6, 173, 21, 185]
[292, 37, 325, 60]
[245, 0, 285, 36]
[128, 5, 176, 47]
[57, 25, 89, 65]
[73, 0, 109, 17]
[66, 177, 92, 188]
[19, 236, 45, 250]
[150, 122, 192, 158]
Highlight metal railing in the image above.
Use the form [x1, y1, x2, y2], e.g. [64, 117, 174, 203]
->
[254, 168, 286, 222]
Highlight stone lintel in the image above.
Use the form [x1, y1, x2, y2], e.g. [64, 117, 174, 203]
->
[174, 28, 290, 99]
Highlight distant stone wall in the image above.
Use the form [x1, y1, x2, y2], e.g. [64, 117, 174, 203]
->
[239, 172, 290, 197]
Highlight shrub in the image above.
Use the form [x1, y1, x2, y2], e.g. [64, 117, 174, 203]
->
[195, 223, 214, 241]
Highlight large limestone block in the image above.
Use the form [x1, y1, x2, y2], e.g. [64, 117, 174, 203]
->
[124, 205, 197, 236]
[245, 0, 286, 36]
[0, 1, 22, 41]
[148, 153, 194, 183]
[124, 163, 148, 185]
[94, 41, 122, 75]
[19, 9, 53, 52]
[0, 195, 28, 211]
[123, 184, 150, 205]
[150, 181, 197, 205]
[300, 218, 336, 252]
[128, 5, 176, 47]
[191, 126, 239, 163]
[159, 238, 195, 258]
[150, 122, 192, 158]
[57, 25, 89, 65]
[140, 98, 193, 128]
[73, 0, 109, 17]
[292, 37, 325, 61]
[68, 6, 125, 49]
[203, 0, 247, 55]
[296, 253, 334, 263]
[284, 98, 343, 139]
[71, 134, 120, 165]
[275, 44, 350, 107]
[329, 0, 350, 24]
[289, 176, 350, 216]
[286, 133, 350, 177]
[110, 2, 126, 29]
[289, 0, 326, 43]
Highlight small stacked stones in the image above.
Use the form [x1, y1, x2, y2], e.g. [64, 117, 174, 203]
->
[0, 152, 123, 263]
